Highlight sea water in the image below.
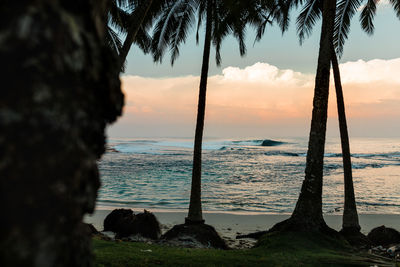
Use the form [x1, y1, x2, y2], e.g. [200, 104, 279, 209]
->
[97, 137, 400, 215]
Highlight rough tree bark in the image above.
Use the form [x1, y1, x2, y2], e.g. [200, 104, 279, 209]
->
[0, 1, 123, 266]
[270, 0, 337, 234]
[185, 0, 213, 224]
[331, 46, 361, 233]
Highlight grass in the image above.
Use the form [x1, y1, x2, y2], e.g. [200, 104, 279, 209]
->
[93, 232, 395, 266]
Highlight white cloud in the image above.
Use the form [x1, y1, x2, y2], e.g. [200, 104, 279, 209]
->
[338, 58, 400, 84]
[221, 62, 311, 86]
[112, 58, 400, 137]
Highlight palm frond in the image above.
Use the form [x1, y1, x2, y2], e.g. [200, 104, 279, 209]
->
[196, 2, 206, 44]
[157, 0, 186, 50]
[253, 7, 275, 43]
[389, 0, 400, 18]
[135, 27, 152, 54]
[360, 0, 377, 35]
[108, 3, 131, 33]
[151, 0, 199, 64]
[274, 0, 292, 33]
[296, 0, 322, 44]
[170, 1, 198, 65]
[334, 0, 363, 57]
[106, 25, 123, 55]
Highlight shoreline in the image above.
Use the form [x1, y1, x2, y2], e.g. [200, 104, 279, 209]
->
[85, 209, 399, 248]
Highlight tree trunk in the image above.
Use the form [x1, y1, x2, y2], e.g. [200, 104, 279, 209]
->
[280, 0, 337, 232]
[331, 46, 361, 233]
[0, 1, 123, 266]
[118, 0, 154, 72]
[185, 1, 213, 225]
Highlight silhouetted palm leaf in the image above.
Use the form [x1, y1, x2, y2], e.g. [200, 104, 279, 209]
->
[334, 0, 363, 57]
[389, 0, 400, 18]
[297, 0, 322, 44]
[360, 0, 377, 35]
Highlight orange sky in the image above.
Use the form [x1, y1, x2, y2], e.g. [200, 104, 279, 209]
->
[109, 58, 400, 138]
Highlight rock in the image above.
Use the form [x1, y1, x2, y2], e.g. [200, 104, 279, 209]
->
[104, 209, 161, 240]
[129, 210, 161, 240]
[367, 225, 400, 246]
[103, 209, 135, 236]
[161, 223, 228, 249]
[261, 139, 284, 146]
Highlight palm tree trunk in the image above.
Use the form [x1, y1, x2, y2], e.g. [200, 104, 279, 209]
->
[0, 0, 123, 265]
[118, 0, 154, 71]
[331, 46, 361, 233]
[185, 0, 213, 225]
[288, 0, 337, 231]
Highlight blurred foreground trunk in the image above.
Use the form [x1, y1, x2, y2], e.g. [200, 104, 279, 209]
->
[0, 1, 123, 266]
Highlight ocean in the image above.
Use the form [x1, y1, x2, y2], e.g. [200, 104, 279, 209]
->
[97, 137, 400, 215]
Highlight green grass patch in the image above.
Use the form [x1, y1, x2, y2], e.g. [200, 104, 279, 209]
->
[93, 232, 393, 266]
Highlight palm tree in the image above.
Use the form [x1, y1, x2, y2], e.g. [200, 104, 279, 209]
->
[330, 46, 361, 234]
[0, 0, 123, 265]
[107, 0, 170, 72]
[267, 0, 338, 234]
[294, 0, 362, 234]
[152, 0, 254, 227]
[293, 0, 400, 235]
[339, 0, 400, 236]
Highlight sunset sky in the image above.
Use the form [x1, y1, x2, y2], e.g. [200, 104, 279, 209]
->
[108, 3, 400, 138]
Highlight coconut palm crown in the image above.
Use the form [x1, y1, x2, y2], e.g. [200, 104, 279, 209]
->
[107, 0, 174, 72]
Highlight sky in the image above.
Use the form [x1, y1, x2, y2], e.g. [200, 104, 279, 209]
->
[108, 3, 400, 139]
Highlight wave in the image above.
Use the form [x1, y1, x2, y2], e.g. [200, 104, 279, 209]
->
[357, 201, 400, 207]
[323, 152, 400, 160]
[352, 163, 384, 169]
[261, 139, 285, 146]
[264, 151, 300, 157]
[231, 139, 264, 144]
[230, 139, 286, 147]
[97, 199, 177, 207]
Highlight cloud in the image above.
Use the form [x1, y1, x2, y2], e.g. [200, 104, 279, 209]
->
[358, 0, 390, 11]
[339, 58, 400, 84]
[111, 58, 400, 137]
[221, 62, 312, 86]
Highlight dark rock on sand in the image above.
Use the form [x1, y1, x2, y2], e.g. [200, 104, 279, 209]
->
[104, 209, 134, 235]
[261, 139, 284, 146]
[162, 223, 228, 249]
[129, 210, 161, 240]
[368, 225, 400, 246]
[104, 209, 161, 239]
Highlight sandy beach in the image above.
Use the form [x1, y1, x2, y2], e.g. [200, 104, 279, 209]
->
[85, 209, 400, 248]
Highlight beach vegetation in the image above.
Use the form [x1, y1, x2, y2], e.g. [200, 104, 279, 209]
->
[92, 232, 393, 266]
